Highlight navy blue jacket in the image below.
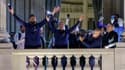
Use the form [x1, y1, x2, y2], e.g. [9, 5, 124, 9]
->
[102, 31, 118, 48]
[48, 19, 80, 47]
[13, 14, 46, 47]
[82, 35, 102, 48]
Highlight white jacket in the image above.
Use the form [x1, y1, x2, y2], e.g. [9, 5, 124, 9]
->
[14, 32, 25, 49]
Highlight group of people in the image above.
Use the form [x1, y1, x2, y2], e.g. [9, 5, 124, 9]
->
[8, 5, 124, 49]
[76, 14, 123, 48]
[9, 6, 84, 49]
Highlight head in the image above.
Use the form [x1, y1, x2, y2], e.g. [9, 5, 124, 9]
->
[58, 21, 65, 30]
[114, 14, 119, 20]
[20, 25, 25, 33]
[28, 14, 36, 24]
[99, 27, 106, 33]
[92, 28, 101, 38]
[106, 23, 114, 32]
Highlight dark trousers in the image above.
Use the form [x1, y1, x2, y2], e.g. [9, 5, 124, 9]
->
[12, 42, 17, 49]
[25, 45, 41, 49]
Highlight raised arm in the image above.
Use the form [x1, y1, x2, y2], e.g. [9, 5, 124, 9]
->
[68, 16, 84, 32]
[47, 16, 57, 33]
[37, 19, 47, 28]
[65, 14, 70, 30]
[45, 6, 60, 32]
[37, 6, 60, 28]
[8, 7, 27, 26]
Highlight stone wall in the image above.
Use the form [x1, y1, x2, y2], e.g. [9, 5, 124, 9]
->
[0, 48, 125, 70]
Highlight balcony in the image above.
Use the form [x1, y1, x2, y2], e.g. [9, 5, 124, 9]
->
[0, 47, 125, 70]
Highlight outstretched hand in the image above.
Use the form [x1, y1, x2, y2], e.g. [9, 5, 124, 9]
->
[46, 6, 60, 22]
[79, 15, 84, 22]
[9, 8, 14, 15]
[79, 36, 84, 42]
[52, 6, 60, 15]
[8, 4, 14, 15]
[46, 16, 50, 22]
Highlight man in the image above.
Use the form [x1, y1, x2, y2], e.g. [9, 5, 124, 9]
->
[69, 31, 79, 48]
[8, 6, 60, 49]
[40, 27, 46, 48]
[111, 14, 124, 41]
[47, 15, 84, 48]
[79, 28, 102, 48]
[103, 23, 118, 48]
[66, 14, 80, 48]
[14, 25, 25, 49]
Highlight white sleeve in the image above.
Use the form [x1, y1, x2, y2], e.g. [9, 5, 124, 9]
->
[65, 18, 69, 25]
[46, 11, 52, 15]
[105, 43, 116, 48]
[118, 18, 124, 27]
[74, 26, 79, 32]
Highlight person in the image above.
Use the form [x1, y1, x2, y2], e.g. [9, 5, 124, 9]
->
[47, 15, 84, 48]
[69, 31, 79, 48]
[14, 25, 25, 49]
[111, 14, 124, 41]
[97, 16, 104, 29]
[10, 32, 16, 49]
[103, 23, 118, 48]
[48, 36, 55, 48]
[40, 27, 46, 48]
[67, 14, 80, 48]
[79, 28, 102, 48]
[8, 6, 60, 49]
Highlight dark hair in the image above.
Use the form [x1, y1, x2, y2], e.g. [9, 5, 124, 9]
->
[94, 28, 101, 31]
[114, 14, 119, 18]
[28, 14, 35, 19]
[20, 25, 25, 29]
[107, 23, 113, 26]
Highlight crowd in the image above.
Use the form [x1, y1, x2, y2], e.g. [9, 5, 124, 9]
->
[8, 5, 124, 49]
